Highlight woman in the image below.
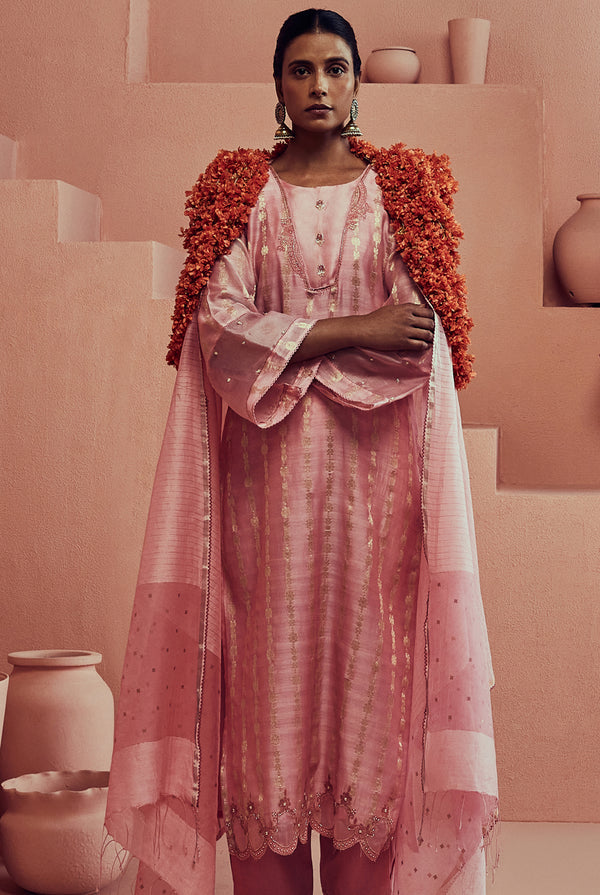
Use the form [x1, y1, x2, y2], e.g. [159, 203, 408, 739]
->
[106, 10, 498, 895]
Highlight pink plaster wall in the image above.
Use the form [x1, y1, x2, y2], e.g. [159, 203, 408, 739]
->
[0, 178, 177, 716]
[466, 429, 600, 821]
[0, 0, 599, 826]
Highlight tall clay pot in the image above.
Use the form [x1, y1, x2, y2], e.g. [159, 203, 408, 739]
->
[0, 651, 114, 781]
[0, 770, 128, 894]
[448, 18, 491, 84]
[553, 194, 600, 303]
[0, 673, 8, 745]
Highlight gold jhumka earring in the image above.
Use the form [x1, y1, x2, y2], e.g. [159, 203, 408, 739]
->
[274, 102, 294, 143]
[341, 98, 362, 137]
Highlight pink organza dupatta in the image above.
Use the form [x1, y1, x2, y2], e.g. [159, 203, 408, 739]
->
[105, 320, 223, 895]
[392, 316, 498, 894]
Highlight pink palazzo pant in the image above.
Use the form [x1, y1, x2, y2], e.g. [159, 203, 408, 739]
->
[230, 838, 392, 895]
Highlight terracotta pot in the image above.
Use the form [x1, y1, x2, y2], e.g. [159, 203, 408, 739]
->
[448, 18, 491, 84]
[364, 47, 421, 83]
[0, 673, 8, 745]
[0, 650, 114, 781]
[0, 769, 128, 894]
[553, 194, 600, 303]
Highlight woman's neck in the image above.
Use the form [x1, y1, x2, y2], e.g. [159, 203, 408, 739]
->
[271, 133, 367, 187]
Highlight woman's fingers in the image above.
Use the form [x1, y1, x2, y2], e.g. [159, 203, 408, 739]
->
[408, 307, 435, 329]
[406, 308, 434, 345]
[360, 302, 436, 351]
[405, 330, 433, 342]
[405, 307, 434, 349]
[411, 304, 435, 319]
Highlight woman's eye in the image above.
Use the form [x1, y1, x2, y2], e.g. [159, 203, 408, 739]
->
[293, 67, 309, 77]
[329, 65, 345, 75]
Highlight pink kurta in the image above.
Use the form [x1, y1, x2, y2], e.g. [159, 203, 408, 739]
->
[198, 168, 430, 861]
[106, 162, 498, 895]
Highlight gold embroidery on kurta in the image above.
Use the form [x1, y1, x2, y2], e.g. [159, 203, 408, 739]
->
[328, 412, 359, 778]
[279, 424, 302, 729]
[339, 415, 377, 752]
[370, 192, 383, 303]
[372, 402, 410, 812]
[369, 403, 403, 810]
[239, 424, 267, 804]
[350, 416, 381, 785]
[261, 428, 284, 796]
[310, 414, 336, 767]
[257, 194, 270, 308]
[303, 399, 321, 772]
[351, 228, 361, 316]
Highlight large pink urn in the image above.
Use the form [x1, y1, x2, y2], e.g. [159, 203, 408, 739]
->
[0, 650, 114, 781]
[553, 194, 600, 303]
[0, 770, 128, 894]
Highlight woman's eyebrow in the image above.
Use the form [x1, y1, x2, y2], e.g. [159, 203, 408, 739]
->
[287, 56, 350, 68]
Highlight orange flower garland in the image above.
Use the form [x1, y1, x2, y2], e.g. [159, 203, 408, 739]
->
[167, 140, 474, 389]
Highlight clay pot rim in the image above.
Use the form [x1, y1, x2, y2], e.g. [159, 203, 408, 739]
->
[8, 649, 102, 667]
[1, 769, 109, 799]
[576, 193, 600, 201]
[0, 672, 8, 682]
[369, 47, 417, 54]
[448, 17, 491, 25]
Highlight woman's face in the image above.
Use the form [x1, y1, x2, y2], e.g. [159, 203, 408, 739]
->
[276, 31, 359, 138]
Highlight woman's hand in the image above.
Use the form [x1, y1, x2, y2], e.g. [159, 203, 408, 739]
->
[358, 304, 435, 352]
[292, 303, 434, 363]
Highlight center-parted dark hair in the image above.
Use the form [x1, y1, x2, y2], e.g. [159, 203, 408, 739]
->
[273, 9, 362, 79]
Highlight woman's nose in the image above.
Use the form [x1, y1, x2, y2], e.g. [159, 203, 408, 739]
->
[310, 73, 327, 95]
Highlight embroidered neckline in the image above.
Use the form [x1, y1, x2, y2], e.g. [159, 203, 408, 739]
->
[272, 166, 370, 294]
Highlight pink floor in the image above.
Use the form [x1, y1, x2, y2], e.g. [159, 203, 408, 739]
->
[1, 824, 599, 895]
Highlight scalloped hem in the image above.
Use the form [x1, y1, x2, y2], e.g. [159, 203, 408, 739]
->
[223, 785, 396, 864]
[227, 822, 392, 864]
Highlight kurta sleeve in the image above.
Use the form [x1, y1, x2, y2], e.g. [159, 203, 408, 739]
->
[197, 235, 320, 427]
[314, 223, 434, 409]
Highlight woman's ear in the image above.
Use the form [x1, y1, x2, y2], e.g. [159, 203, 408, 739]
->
[274, 78, 284, 105]
[354, 75, 360, 96]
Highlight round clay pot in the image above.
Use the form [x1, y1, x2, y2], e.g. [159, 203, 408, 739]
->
[553, 194, 600, 303]
[364, 47, 421, 83]
[0, 650, 114, 781]
[0, 770, 128, 895]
